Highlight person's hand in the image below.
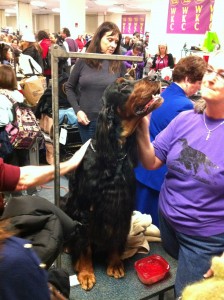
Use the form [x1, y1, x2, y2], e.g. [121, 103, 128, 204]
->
[136, 115, 150, 138]
[203, 268, 213, 279]
[68, 139, 91, 169]
[203, 252, 224, 279]
[77, 110, 90, 125]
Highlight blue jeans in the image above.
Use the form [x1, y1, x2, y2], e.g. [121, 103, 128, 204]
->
[78, 121, 97, 143]
[159, 211, 224, 298]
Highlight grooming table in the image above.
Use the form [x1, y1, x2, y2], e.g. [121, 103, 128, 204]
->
[61, 242, 177, 300]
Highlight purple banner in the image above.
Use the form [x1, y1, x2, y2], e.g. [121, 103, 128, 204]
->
[167, 0, 215, 34]
[121, 15, 145, 34]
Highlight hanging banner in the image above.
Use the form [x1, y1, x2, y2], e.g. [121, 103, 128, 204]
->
[121, 15, 145, 34]
[166, 0, 215, 34]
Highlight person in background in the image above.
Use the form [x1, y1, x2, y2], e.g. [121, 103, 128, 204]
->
[0, 65, 24, 161]
[143, 32, 150, 64]
[136, 50, 224, 298]
[48, 33, 57, 44]
[20, 32, 43, 72]
[135, 55, 207, 227]
[121, 35, 131, 54]
[75, 33, 86, 52]
[0, 44, 13, 65]
[60, 27, 78, 70]
[65, 21, 127, 143]
[151, 42, 174, 71]
[124, 41, 145, 79]
[36, 30, 52, 85]
[129, 31, 140, 49]
[10, 38, 21, 62]
[0, 65, 24, 122]
[144, 32, 150, 47]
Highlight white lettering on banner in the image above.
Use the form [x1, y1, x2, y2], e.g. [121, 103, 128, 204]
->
[182, 14, 186, 22]
[210, 4, 214, 13]
[195, 14, 200, 22]
[182, 6, 189, 14]
[181, 23, 186, 30]
[171, 7, 177, 14]
[194, 22, 199, 30]
[195, 5, 203, 13]
[170, 23, 174, 30]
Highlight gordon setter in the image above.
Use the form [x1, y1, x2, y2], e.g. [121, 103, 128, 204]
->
[60, 77, 163, 290]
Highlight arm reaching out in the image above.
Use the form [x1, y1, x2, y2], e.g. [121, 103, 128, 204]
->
[136, 116, 163, 170]
[15, 139, 90, 191]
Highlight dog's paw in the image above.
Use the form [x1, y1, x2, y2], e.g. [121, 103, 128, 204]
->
[107, 262, 125, 279]
[78, 272, 96, 290]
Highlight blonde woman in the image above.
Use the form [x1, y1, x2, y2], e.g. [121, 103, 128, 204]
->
[151, 43, 174, 71]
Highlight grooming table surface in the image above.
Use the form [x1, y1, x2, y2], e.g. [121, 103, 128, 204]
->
[61, 242, 177, 300]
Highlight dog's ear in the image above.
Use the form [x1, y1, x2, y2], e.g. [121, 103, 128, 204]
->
[115, 77, 127, 84]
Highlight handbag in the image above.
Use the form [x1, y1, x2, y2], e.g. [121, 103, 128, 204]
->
[2, 92, 42, 150]
[20, 75, 47, 106]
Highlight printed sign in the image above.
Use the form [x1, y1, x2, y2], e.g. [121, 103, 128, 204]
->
[121, 15, 146, 34]
[166, 0, 215, 34]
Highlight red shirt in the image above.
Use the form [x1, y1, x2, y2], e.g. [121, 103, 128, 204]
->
[0, 158, 20, 191]
[75, 38, 86, 51]
[39, 38, 52, 76]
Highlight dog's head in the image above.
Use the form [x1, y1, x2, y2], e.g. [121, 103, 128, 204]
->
[101, 77, 163, 138]
[124, 66, 137, 81]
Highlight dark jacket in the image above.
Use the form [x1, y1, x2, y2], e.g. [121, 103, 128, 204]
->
[22, 45, 44, 72]
[1, 195, 81, 268]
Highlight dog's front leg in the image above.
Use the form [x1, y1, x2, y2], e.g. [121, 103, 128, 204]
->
[107, 251, 125, 279]
[75, 246, 96, 290]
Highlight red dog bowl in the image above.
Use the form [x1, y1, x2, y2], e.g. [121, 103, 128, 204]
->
[134, 255, 170, 285]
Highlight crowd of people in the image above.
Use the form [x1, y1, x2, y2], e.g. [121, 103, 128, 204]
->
[1, 21, 224, 300]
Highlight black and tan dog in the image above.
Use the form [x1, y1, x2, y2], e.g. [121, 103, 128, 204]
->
[60, 77, 163, 290]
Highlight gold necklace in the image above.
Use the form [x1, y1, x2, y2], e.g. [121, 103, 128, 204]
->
[203, 112, 224, 140]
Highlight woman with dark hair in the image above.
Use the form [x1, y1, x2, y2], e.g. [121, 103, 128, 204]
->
[0, 65, 23, 126]
[0, 44, 13, 65]
[65, 21, 127, 143]
[0, 65, 24, 160]
[124, 41, 145, 79]
[20, 32, 43, 71]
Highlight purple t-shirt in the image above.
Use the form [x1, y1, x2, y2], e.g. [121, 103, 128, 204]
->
[153, 110, 224, 236]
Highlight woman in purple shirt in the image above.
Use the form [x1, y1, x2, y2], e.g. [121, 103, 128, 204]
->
[136, 50, 224, 298]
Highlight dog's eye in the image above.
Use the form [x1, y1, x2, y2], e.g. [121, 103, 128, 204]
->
[119, 84, 130, 92]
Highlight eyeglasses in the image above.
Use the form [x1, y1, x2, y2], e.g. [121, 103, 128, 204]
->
[205, 67, 224, 82]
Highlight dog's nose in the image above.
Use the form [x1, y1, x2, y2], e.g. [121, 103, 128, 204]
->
[124, 73, 131, 80]
[144, 75, 158, 82]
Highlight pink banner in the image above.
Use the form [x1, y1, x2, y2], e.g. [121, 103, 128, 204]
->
[121, 15, 145, 35]
[166, 0, 215, 34]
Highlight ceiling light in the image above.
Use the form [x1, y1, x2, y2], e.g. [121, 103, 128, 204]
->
[95, 0, 118, 6]
[128, 4, 148, 9]
[107, 6, 125, 13]
[52, 8, 60, 13]
[30, 1, 46, 7]
[5, 8, 16, 13]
